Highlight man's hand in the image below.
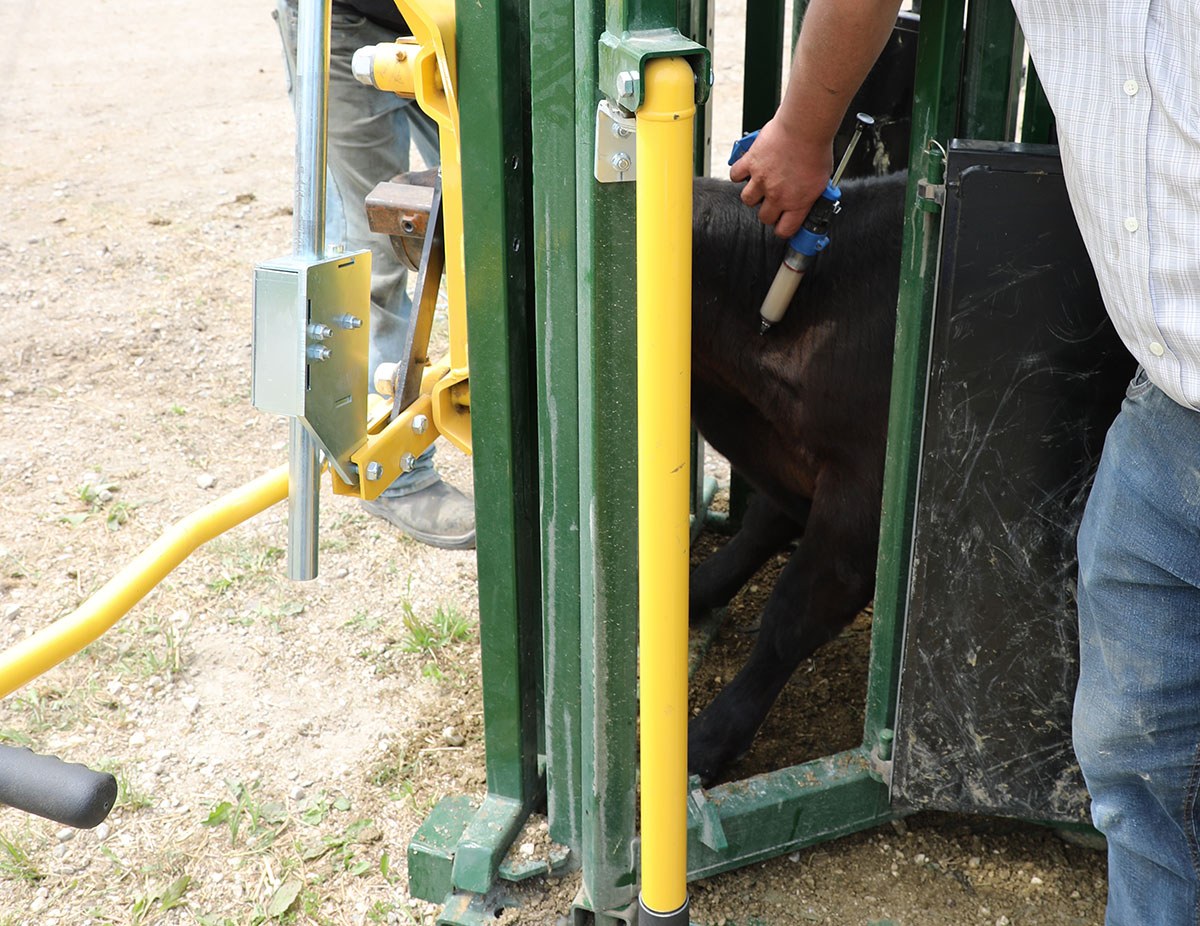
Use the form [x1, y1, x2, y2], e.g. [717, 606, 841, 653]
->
[729, 116, 833, 239]
[729, 0, 902, 239]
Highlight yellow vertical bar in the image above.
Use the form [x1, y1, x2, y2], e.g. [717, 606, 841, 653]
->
[636, 56, 695, 921]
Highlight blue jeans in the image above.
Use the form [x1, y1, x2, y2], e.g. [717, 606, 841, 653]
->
[1075, 369, 1200, 925]
[275, 0, 440, 497]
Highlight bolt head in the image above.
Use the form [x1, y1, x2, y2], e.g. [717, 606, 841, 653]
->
[610, 152, 632, 173]
[365, 461, 384, 481]
[400, 453, 416, 473]
[411, 414, 429, 435]
[617, 70, 638, 99]
[351, 46, 377, 87]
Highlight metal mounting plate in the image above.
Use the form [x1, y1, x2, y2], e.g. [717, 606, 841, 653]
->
[252, 251, 371, 483]
[594, 100, 637, 183]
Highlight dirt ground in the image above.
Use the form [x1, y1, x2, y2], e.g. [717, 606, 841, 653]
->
[0, 1, 1105, 924]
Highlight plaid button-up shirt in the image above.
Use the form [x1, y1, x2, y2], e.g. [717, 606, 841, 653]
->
[1013, 0, 1200, 410]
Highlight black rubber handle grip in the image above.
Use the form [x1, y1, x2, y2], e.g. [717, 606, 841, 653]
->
[0, 744, 118, 828]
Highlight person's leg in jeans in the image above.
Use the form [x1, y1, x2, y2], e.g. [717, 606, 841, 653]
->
[275, 1, 474, 549]
[1074, 370, 1200, 925]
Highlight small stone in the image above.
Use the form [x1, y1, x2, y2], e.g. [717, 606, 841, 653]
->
[181, 696, 200, 715]
[52, 844, 68, 858]
[129, 731, 146, 747]
[442, 726, 465, 747]
[291, 786, 306, 801]
[519, 842, 534, 857]
[1030, 875, 1043, 885]
[106, 679, 123, 696]
[56, 827, 75, 842]
[4, 604, 20, 620]
[968, 856, 981, 868]
[30, 897, 46, 914]
[996, 917, 1010, 926]
[1070, 890, 1081, 900]
[196, 473, 216, 490]
[93, 823, 110, 842]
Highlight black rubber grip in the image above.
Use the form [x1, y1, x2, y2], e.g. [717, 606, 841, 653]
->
[0, 744, 118, 829]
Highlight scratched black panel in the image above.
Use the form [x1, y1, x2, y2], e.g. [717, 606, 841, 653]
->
[891, 141, 1130, 821]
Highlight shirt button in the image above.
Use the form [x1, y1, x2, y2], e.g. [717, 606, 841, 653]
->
[1123, 79, 1139, 96]
[1124, 216, 1139, 232]
[1149, 341, 1165, 357]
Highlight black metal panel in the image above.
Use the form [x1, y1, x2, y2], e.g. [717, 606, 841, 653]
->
[891, 141, 1130, 821]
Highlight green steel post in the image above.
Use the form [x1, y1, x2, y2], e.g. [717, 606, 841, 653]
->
[1020, 60, 1055, 144]
[792, 0, 810, 46]
[741, 0, 785, 133]
[529, 0, 585, 855]
[576, 1, 640, 918]
[960, 0, 1019, 140]
[452, 0, 544, 895]
[864, 0, 967, 751]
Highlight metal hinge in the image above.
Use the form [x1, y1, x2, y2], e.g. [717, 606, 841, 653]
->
[916, 178, 945, 212]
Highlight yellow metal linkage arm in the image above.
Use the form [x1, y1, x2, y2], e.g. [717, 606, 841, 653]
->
[0, 466, 289, 699]
[637, 56, 695, 925]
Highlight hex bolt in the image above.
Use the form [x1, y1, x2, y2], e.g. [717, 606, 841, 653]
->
[610, 122, 632, 139]
[400, 452, 416, 473]
[365, 461, 384, 481]
[307, 323, 333, 340]
[411, 414, 429, 435]
[351, 46, 377, 87]
[610, 152, 632, 174]
[306, 345, 331, 362]
[337, 314, 363, 329]
[617, 70, 638, 100]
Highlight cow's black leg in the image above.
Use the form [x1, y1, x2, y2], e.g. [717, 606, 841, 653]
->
[690, 491, 807, 623]
[687, 475, 877, 785]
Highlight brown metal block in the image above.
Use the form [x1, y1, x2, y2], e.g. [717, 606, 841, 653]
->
[366, 176, 438, 271]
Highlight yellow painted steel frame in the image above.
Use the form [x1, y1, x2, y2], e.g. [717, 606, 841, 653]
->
[0, 466, 290, 699]
[335, 0, 473, 492]
[636, 57, 695, 918]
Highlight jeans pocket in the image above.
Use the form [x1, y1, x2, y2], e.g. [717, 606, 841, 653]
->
[1126, 365, 1154, 400]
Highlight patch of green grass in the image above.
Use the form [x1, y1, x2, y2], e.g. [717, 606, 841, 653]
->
[115, 614, 183, 680]
[202, 780, 288, 852]
[0, 831, 43, 883]
[95, 760, 155, 812]
[398, 603, 472, 680]
[206, 543, 285, 595]
[169, 404, 187, 416]
[62, 475, 140, 531]
[131, 873, 191, 925]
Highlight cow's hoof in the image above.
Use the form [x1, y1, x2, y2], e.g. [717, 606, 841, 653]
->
[688, 709, 748, 788]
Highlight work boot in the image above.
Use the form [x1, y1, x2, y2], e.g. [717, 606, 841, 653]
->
[360, 479, 476, 550]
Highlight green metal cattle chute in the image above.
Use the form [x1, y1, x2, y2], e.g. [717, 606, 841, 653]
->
[407, 1, 1087, 924]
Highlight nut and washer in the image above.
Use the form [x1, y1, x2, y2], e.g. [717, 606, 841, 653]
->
[306, 345, 331, 362]
[411, 414, 429, 435]
[610, 152, 632, 173]
[400, 452, 417, 473]
[365, 461, 384, 481]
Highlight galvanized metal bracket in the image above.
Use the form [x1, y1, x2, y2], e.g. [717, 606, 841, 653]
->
[251, 251, 371, 485]
[594, 100, 637, 183]
[687, 780, 729, 852]
[598, 28, 712, 111]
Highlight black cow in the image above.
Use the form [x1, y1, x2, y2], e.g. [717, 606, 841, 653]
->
[688, 172, 907, 784]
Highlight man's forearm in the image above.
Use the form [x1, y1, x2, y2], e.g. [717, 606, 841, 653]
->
[779, 0, 904, 152]
[730, 0, 903, 236]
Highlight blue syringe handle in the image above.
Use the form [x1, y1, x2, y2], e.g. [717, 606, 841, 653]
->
[728, 131, 759, 166]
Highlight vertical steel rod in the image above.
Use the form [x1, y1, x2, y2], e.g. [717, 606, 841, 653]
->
[286, 0, 331, 580]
